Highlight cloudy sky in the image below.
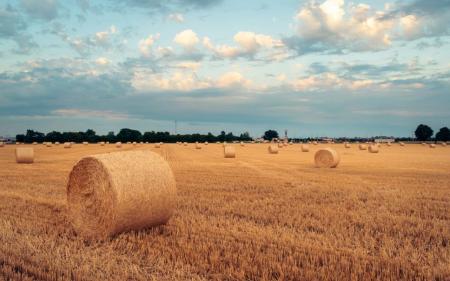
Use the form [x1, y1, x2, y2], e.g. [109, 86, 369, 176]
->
[1, 0, 449, 137]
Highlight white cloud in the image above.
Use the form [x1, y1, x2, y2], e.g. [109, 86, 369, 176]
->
[174, 29, 199, 50]
[139, 33, 160, 57]
[95, 57, 110, 65]
[216, 71, 252, 88]
[52, 109, 128, 120]
[290, 72, 373, 91]
[168, 13, 184, 23]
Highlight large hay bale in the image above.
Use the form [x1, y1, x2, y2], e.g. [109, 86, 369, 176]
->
[64, 142, 72, 148]
[301, 144, 309, 152]
[67, 151, 177, 240]
[429, 144, 436, 148]
[268, 145, 279, 154]
[15, 147, 34, 164]
[359, 144, 367, 150]
[115, 142, 122, 148]
[345, 143, 351, 148]
[368, 145, 379, 153]
[224, 146, 236, 158]
[314, 148, 340, 168]
[154, 143, 161, 148]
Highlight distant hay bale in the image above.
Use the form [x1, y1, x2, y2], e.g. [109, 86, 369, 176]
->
[313, 141, 318, 145]
[55, 142, 60, 145]
[195, 142, 202, 149]
[33, 142, 38, 145]
[240, 142, 245, 147]
[0, 142, 4, 147]
[83, 142, 88, 145]
[204, 142, 208, 145]
[64, 142, 72, 148]
[386, 142, 391, 146]
[100, 142, 105, 146]
[46, 143, 52, 147]
[422, 143, 426, 146]
[429, 144, 436, 148]
[399, 142, 405, 146]
[301, 144, 309, 152]
[283, 142, 288, 147]
[183, 142, 188, 146]
[345, 143, 351, 148]
[268, 145, 279, 154]
[441, 142, 447, 147]
[127, 142, 131, 144]
[314, 148, 340, 168]
[154, 143, 161, 148]
[115, 142, 122, 148]
[15, 147, 34, 164]
[359, 144, 367, 150]
[277, 143, 283, 148]
[133, 142, 137, 146]
[223, 146, 236, 158]
[67, 150, 177, 240]
[368, 145, 379, 153]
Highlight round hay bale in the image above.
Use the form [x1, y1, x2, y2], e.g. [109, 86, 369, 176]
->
[183, 142, 188, 146]
[441, 142, 447, 147]
[100, 142, 105, 146]
[224, 146, 236, 158]
[0, 142, 4, 147]
[277, 143, 283, 148]
[33, 142, 38, 145]
[195, 143, 201, 149]
[83, 142, 88, 145]
[301, 144, 309, 152]
[64, 142, 72, 149]
[313, 141, 318, 145]
[46, 143, 52, 147]
[314, 148, 340, 168]
[115, 142, 122, 148]
[344, 143, 351, 148]
[268, 145, 279, 154]
[204, 142, 208, 145]
[368, 145, 379, 153]
[154, 143, 161, 148]
[421, 143, 426, 146]
[386, 142, 391, 146]
[133, 142, 137, 146]
[359, 144, 367, 150]
[15, 147, 34, 164]
[240, 142, 245, 147]
[399, 142, 405, 146]
[67, 151, 176, 240]
[429, 144, 436, 148]
[55, 142, 60, 145]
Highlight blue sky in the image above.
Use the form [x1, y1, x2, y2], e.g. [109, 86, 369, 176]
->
[0, 0, 449, 137]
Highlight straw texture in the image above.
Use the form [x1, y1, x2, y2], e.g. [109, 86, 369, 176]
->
[224, 146, 236, 158]
[429, 144, 436, 148]
[115, 142, 122, 148]
[314, 148, 340, 168]
[368, 145, 379, 153]
[155, 143, 161, 148]
[345, 143, 351, 148]
[15, 147, 34, 164]
[359, 144, 367, 150]
[64, 142, 72, 148]
[301, 144, 309, 152]
[268, 145, 279, 154]
[67, 150, 177, 240]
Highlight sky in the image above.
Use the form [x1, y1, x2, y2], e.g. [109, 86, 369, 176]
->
[0, 0, 449, 138]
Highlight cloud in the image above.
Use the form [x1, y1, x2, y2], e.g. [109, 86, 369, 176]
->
[168, 13, 184, 23]
[216, 72, 252, 88]
[139, 33, 160, 57]
[52, 109, 128, 120]
[174, 29, 199, 50]
[285, 0, 450, 55]
[0, 5, 38, 54]
[109, 0, 223, 12]
[20, 0, 59, 21]
[95, 57, 110, 65]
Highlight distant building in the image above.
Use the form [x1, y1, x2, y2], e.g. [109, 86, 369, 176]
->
[374, 138, 395, 143]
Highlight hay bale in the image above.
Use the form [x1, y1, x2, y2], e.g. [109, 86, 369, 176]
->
[301, 144, 309, 152]
[55, 142, 60, 145]
[345, 143, 351, 148]
[195, 142, 202, 149]
[204, 142, 208, 145]
[100, 142, 105, 146]
[368, 145, 379, 153]
[46, 143, 52, 147]
[314, 148, 340, 168]
[64, 142, 72, 148]
[313, 141, 318, 145]
[83, 142, 88, 145]
[67, 151, 177, 240]
[133, 142, 137, 146]
[33, 142, 38, 145]
[0, 142, 4, 147]
[429, 144, 436, 148]
[386, 142, 391, 147]
[224, 146, 236, 158]
[240, 142, 245, 147]
[441, 142, 447, 147]
[399, 142, 405, 146]
[154, 143, 161, 148]
[183, 142, 188, 146]
[277, 143, 283, 148]
[115, 142, 122, 148]
[15, 147, 34, 164]
[359, 144, 367, 150]
[268, 145, 279, 154]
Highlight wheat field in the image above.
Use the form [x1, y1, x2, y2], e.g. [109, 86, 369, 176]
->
[0, 143, 449, 280]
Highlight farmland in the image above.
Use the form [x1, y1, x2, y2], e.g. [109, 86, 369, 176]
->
[0, 143, 449, 280]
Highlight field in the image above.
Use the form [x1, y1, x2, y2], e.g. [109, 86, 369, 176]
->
[0, 143, 449, 280]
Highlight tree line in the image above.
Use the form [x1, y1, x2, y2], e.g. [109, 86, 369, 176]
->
[15, 129, 253, 143]
[414, 124, 450, 141]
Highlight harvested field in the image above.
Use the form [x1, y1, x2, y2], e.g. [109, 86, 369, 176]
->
[0, 143, 449, 280]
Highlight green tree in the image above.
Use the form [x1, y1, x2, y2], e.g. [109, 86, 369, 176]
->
[436, 127, 450, 142]
[415, 124, 433, 141]
[117, 128, 142, 142]
[263, 130, 279, 141]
